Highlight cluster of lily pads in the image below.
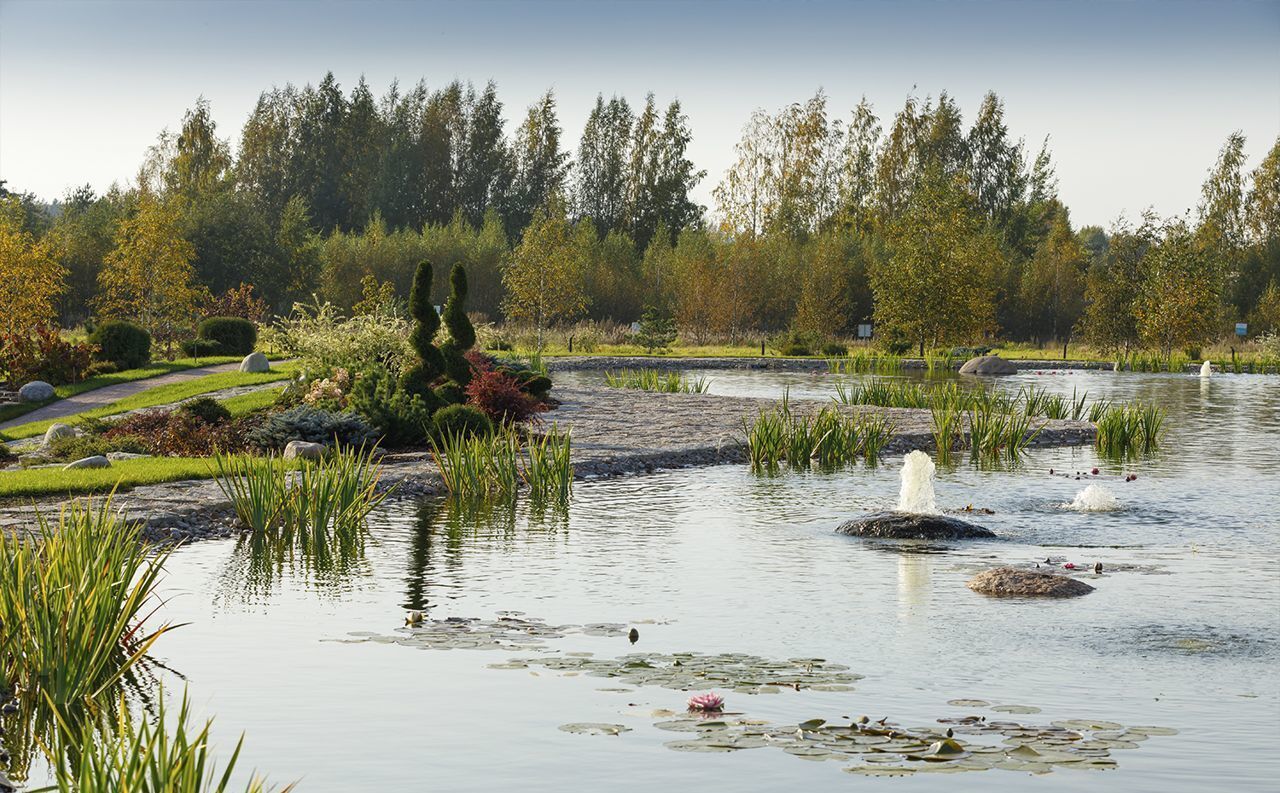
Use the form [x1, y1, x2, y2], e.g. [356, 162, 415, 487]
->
[559, 700, 1176, 778]
[488, 652, 861, 694]
[344, 613, 1176, 778]
[342, 613, 632, 652]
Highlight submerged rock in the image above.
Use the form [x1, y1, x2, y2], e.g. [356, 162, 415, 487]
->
[958, 355, 1017, 375]
[967, 567, 1095, 598]
[836, 511, 997, 540]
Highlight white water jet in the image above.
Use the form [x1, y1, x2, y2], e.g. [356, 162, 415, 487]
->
[1200, 360, 1213, 377]
[898, 450, 938, 514]
[1065, 483, 1120, 512]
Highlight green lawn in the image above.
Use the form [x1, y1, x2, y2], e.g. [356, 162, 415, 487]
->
[1, 364, 298, 441]
[220, 386, 286, 416]
[0, 456, 224, 499]
[0, 356, 249, 424]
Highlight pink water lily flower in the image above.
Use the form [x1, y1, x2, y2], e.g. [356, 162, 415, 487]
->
[687, 692, 725, 712]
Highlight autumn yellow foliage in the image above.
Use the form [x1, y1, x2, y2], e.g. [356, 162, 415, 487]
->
[0, 197, 66, 336]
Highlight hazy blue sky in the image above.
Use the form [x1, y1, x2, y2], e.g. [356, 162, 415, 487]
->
[1, 0, 1277, 227]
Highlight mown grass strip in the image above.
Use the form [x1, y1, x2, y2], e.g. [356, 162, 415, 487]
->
[1, 364, 298, 441]
[0, 455, 292, 500]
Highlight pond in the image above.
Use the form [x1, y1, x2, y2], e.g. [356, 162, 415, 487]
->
[16, 368, 1280, 790]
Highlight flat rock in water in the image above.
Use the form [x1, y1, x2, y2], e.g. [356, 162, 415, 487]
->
[63, 455, 111, 470]
[836, 511, 997, 540]
[967, 567, 1095, 598]
[958, 355, 1018, 375]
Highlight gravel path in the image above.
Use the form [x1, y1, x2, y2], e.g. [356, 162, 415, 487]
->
[0, 383, 1095, 543]
[0, 362, 246, 432]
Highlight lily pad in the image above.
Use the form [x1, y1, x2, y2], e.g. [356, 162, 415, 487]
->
[558, 722, 631, 736]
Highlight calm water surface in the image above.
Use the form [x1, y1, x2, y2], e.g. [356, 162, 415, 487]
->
[33, 369, 1280, 790]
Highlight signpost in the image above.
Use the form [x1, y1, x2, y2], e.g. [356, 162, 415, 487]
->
[1235, 322, 1248, 337]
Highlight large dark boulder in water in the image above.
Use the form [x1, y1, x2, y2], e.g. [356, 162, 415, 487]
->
[967, 567, 1095, 598]
[836, 511, 996, 540]
[958, 355, 1017, 375]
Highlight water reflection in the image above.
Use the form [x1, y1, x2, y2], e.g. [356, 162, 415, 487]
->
[216, 521, 371, 602]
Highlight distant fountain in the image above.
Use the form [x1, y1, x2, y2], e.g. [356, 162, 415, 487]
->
[1200, 360, 1213, 377]
[898, 450, 939, 514]
[1065, 483, 1120, 512]
[836, 451, 995, 539]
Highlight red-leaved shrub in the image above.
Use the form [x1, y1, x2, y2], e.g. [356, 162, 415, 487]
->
[464, 368, 540, 425]
[0, 325, 96, 387]
[464, 349, 497, 374]
[104, 409, 256, 457]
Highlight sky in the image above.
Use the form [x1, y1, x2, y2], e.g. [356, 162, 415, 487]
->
[1, 0, 1277, 228]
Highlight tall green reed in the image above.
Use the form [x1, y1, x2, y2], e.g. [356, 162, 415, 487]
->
[51, 688, 290, 793]
[0, 499, 178, 709]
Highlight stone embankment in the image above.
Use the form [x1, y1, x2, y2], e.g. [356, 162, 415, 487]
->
[0, 383, 1095, 544]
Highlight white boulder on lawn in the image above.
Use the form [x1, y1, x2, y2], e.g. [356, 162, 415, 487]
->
[63, 455, 111, 470]
[239, 352, 270, 373]
[18, 381, 55, 402]
[284, 440, 325, 460]
[42, 423, 77, 446]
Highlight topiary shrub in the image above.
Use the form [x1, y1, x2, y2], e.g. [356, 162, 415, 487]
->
[433, 383, 464, 405]
[465, 368, 540, 425]
[198, 316, 257, 355]
[440, 263, 477, 388]
[246, 405, 378, 451]
[401, 260, 446, 399]
[432, 404, 493, 440]
[178, 396, 232, 426]
[89, 320, 150, 370]
[349, 365, 432, 447]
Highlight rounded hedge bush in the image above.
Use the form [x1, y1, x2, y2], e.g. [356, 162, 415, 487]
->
[89, 320, 151, 370]
[180, 338, 223, 357]
[198, 317, 257, 355]
[178, 396, 232, 426]
[432, 404, 493, 439]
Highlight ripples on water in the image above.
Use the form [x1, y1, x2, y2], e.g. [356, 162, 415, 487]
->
[24, 369, 1279, 791]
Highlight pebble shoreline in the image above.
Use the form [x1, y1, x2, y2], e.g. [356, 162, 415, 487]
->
[0, 382, 1095, 545]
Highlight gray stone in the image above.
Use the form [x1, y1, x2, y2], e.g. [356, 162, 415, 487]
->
[283, 440, 325, 460]
[18, 380, 55, 402]
[239, 352, 270, 373]
[42, 423, 77, 446]
[967, 567, 1095, 598]
[63, 455, 111, 470]
[836, 511, 997, 540]
[958, 355, 1018, 375]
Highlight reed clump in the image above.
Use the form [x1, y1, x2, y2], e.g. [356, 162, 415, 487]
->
[0, 499, 176, 709]
[604, 368, 710, 393]
[430, 426, 573, 505]
[211, 445, 388, 534]
[1095, 403, 1165, 457]
[743, 401, 896, 470]
[52, 689, 291, 793]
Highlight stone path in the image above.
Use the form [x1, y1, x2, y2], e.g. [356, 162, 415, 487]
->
[0, 383, 1095, 544]
[0, 361, 246, 432]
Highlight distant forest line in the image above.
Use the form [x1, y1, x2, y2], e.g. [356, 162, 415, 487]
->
[4, 72, 1278, 356]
